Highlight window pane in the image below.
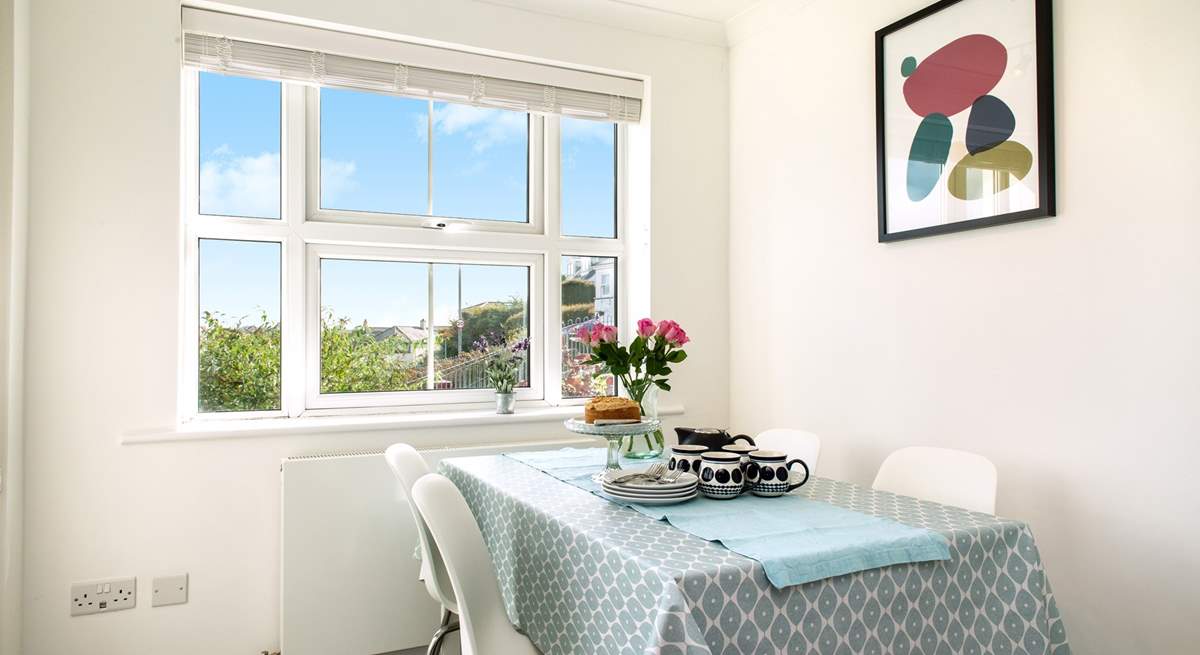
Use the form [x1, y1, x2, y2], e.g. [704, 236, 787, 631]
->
[562, 255, 616, 398]
[561, 118, 616, 238]
[199, 73, 281, 219]
[319, 259, 530, 394]
[433, 263, 530, 389]
[320, 259, 429, 394]
[320, 89, 428, 215]
[431, 103, 528, 222]
[198, 239, 281, 412]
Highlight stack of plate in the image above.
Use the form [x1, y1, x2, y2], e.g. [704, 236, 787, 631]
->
[601, 471, 699, 505]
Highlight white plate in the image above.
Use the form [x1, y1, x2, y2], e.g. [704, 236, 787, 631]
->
[604, 482, 700, 496]
[602, 490, 697, 506]
[602, 481, 698, 496]
[603, 471, 698, 491]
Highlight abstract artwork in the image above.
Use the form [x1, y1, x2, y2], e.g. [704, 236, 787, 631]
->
[876, 0, 1055, 242]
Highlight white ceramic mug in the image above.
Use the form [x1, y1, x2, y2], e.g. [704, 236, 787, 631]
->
[746, 450, 810, 497]
[698, 451, 744, 500]
[720, 443, 759, 478]
[668, 444, 708, 475]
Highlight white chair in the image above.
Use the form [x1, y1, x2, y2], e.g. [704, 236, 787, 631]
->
[754, 428, 822, 474]
[411, 474, 541, 655]
[384, 444, 459, 655]
[872, 446, 997, 514]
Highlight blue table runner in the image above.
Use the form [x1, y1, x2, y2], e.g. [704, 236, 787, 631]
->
[504, 447, 950, 587]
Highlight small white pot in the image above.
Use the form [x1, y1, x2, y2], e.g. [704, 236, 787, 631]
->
[495, 392, 516, 414]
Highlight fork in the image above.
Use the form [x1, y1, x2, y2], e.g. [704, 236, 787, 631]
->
[610, 462, 665, 484]
[657, 467, 685, 484]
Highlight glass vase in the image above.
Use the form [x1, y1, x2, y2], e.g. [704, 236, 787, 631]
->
[622, 384, 664, 459]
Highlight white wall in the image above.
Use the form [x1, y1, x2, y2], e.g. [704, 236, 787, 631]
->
[22, 1, 728, 653]
[728, 1, 1199, 653]
[0, 0, 29, 652]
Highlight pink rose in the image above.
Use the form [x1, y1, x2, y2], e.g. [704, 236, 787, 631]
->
[664, 323, 689, 346]
[637, 318, 656, 339]
[655, 319, 677, 337]
[598, 324, 618, 343]
[574, 324, 593, 346]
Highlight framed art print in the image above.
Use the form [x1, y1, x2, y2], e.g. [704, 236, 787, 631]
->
[876, 0, 1055, 242]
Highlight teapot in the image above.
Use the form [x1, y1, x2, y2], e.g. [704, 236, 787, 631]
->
[674, 427, 755, 451]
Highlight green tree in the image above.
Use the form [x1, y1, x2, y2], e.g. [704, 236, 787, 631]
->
[561, 278, 595, 305]
[197, 310, 430, 412]
[319, 312, 425, 393]
[460, 299, 526, 351]
[198, 311, 281, 412]
[561, 302, 596, 325]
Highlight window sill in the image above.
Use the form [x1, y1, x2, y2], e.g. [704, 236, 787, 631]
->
[122, 403, 685, 445]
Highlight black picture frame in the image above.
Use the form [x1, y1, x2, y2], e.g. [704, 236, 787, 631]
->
[875, 0, 1055, 243]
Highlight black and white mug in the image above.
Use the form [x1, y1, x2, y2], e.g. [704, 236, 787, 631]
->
[720, 443, 759, 477]
[698, 451, 744, 500]
[746, 450, 810, 497]
[668, 444, 709, 475]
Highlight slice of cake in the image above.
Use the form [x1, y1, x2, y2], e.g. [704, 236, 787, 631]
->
[583, 396, 641, 424]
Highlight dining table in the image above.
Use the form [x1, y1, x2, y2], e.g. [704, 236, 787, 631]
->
[439, 450, 1070, 655]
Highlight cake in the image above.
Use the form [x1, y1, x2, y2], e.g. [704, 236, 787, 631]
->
[583, 396, 641, 424]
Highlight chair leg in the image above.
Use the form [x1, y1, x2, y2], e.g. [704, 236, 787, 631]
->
[427, 608, 459, 655]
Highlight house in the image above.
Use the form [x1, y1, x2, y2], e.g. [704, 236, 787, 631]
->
[572, 258, 615, 326]
[1, 1, 1196, 655]
[370, 324, 435, 361]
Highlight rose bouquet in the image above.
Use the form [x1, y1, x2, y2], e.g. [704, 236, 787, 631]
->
[574, 318, 689, 455]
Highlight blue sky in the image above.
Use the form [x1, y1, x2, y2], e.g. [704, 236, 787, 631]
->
[199, 239, 280, 323]
[197, 72, 615, 328]
[322, 259, 528, 328]
[198, 74, 281, 218]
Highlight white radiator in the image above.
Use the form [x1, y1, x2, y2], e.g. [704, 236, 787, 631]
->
[280, 438, 587, 655]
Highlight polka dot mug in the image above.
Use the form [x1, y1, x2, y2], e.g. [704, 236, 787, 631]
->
[746, 450, 810, 497]
[698, 451, 744, 500]
[668, 444, 709, 475]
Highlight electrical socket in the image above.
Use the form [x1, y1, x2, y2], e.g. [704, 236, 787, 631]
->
[152, 574, 188, 607]
[70, 577, 136, 616]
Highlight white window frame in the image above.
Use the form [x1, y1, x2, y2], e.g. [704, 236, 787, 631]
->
[304, 88, 546, 235]
[304, 243, 544, 409]
[179, 69, 629, 422]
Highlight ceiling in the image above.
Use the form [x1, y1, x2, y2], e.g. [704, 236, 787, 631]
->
[478, 0, 765, 45]
[612, 0, 762, 23]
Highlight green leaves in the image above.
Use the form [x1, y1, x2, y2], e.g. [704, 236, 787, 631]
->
[318, 312, 426, 394]
[485, 346, 520, 394]
[198, 311, 281, 412]
[580, 329, 690, 403]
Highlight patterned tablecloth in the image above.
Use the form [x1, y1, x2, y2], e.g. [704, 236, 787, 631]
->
[440, 454, 1070, 655]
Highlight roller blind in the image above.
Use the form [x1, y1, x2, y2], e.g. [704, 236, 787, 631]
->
[181, 8, 643, 123]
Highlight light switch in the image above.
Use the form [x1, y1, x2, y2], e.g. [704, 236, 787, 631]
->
[152, 574, 188, 608]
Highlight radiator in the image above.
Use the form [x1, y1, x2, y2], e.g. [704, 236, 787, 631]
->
[280, 438, 588, 655]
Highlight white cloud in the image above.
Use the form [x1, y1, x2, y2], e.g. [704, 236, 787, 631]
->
[198, 147, 359, 215]
[432, 104, 526, 153]
[319, 158, 358, 207]
[199, 149, 281, 218]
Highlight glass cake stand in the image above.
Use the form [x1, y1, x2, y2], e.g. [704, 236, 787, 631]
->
[563, 417, 663, 482]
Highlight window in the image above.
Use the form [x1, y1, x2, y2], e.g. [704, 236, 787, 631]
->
[311, 248, 535, 407]
[197, 239, 281, 412]
[561, 117, 616, 238]
[561, 255, 616, 399]
[314, 89, 534, 227]
[319, 89, 427, 215]
[198, 73, 281, 219]
[318, 91, 530, 222]
[183, 70, 623, 419]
